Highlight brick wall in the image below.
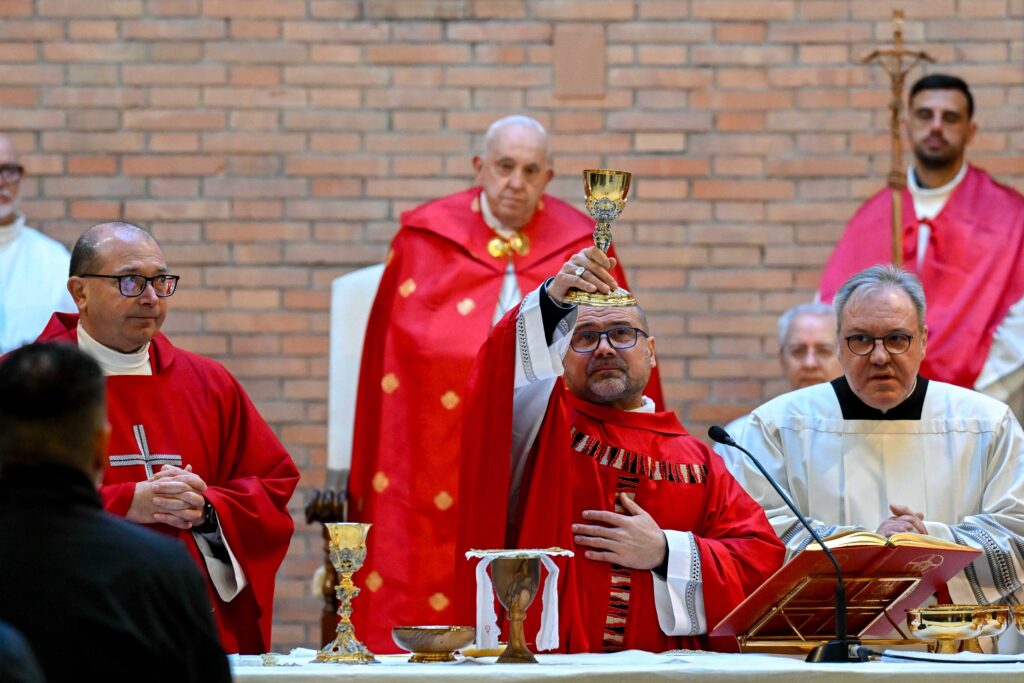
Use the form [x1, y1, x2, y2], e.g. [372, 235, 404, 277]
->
[3, 0, 1021, 650]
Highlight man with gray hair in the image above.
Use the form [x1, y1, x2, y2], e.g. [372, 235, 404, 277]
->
[719, 264, 1024, 608]
[346, 114, 653, 651]
[717, 302, 841, 441]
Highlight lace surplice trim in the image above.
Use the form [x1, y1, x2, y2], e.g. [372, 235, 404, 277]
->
[570, 427, 707, 484]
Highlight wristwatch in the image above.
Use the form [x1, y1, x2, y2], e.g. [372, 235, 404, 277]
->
[193, 498, 219, 534]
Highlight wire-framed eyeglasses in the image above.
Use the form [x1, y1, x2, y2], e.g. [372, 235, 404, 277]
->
[80, 273, 180, 298]
[845, 333, 914, 356]
[0, 163, 24, 184]
[570, 327, 648, 353]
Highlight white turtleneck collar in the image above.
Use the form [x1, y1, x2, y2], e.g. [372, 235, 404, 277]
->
[0, 213, 25, 251]
[479, 191, 516, 238]
[77, 323, 152, 376]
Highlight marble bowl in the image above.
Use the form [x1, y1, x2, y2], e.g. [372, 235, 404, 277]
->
[391, 625, 476, 663]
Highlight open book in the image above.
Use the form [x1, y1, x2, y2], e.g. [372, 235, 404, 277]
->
[711, 531, 980, 645]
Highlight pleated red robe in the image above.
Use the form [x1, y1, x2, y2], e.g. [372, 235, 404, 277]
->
[36, 313, 299, 655]
[455, 306, 783, 652]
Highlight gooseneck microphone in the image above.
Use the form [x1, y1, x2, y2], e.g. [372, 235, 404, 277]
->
[709, 425, 867, 663]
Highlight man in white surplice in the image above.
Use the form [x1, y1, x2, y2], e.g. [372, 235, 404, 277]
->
[0, 134, 75, 353]
[722, 264, 1024, 607]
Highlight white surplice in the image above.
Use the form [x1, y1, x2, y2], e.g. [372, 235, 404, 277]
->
[718, 379, 1024, 606]
[0, 215, 76, 353]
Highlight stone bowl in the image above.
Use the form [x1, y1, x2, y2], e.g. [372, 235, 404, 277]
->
[391, 625, 476, 663]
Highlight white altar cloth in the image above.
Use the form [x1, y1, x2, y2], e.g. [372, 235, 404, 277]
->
[231, 648, 1024, 682]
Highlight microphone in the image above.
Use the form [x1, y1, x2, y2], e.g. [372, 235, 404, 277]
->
[709, 425, 867, 663]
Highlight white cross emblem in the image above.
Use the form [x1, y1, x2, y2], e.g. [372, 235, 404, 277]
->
[109, 424, 182, 478]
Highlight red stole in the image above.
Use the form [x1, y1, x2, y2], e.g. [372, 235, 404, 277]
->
[36, 313, 299, 654]
[819, 166, 1024, 387]
[348, 187, 662, 652]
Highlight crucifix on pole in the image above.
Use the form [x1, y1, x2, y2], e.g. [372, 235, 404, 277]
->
[862, 10, 935, 267]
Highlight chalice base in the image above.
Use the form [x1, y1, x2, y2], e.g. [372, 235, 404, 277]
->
[496, 645, 538, 664]
[316, 627, 377, 664]
[562, 286, 637, 307]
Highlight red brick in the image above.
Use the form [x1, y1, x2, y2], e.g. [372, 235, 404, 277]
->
[38, 0, 143, 17]
[202, 0, 304, 18]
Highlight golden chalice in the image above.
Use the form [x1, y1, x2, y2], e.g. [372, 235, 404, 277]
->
[563, 169, 635, 307]
[490, 556, 542, 664]
[316, 522, 377, 664]
[907, 604, 1008, 654]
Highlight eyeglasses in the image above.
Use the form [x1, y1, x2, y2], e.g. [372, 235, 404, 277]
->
[570, 327, 648, 353]
[845, 333, 914, 356]
[80, 273, 180, 298]
[0, 163, 24, 184]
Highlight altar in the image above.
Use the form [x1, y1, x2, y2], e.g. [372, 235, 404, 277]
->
[232, 649, 1024, 682]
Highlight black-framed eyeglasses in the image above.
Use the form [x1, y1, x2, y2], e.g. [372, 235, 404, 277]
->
[80, 273, 180, 298]
[845, 333, 913, 356]
[570, 327, 648, 353]
[0, 163, 24, 184]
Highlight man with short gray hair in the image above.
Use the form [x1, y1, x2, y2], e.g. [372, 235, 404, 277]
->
[720, 264, 1024, 607]
[716, 301, 841, 442]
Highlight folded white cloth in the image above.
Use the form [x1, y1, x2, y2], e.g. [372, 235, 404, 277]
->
[466, 548, 574, 651]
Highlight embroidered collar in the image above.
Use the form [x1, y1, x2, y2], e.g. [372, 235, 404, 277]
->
[831, 374, 929, 420]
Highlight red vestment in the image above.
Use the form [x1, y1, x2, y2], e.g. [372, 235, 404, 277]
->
[819, 165, 1024, 388]
[455, 308, 784, 652]
[36, 313, 299, 654]
[348, 187, 661, 652]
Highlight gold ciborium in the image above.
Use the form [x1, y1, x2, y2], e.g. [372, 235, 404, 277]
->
[316, 522, 377, 664]
[491, 556, 542, 664]
[907, 604, 1009, 654]
[563, 169, 635, 307]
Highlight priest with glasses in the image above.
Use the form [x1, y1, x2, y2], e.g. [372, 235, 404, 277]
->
[31, 221, 299, 654]
[721, 264, 1024, 609]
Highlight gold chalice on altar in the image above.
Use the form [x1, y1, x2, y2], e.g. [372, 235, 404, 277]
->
[907, 604, 1009, 654]
[316, 522, 377, 664]
[491, 556, 542, 664]
[563, 169, 635, 307]
[391, 625, 476, 663]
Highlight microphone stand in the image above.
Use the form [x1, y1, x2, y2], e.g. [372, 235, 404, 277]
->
[709, 426, 867, 663]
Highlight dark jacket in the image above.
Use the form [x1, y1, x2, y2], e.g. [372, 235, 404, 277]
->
[0, 463, 231, 683]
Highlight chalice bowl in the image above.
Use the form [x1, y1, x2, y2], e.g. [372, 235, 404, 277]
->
[907, 604, 1008, 654]
[316, 522, 377, 664]
[491, 556, 542, 664]
[563, 169, 635, 307]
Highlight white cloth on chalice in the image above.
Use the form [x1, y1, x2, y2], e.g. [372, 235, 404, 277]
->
[466, 548, 574, 652]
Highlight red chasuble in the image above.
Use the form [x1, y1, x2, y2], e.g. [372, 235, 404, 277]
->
[819, 165, 1024, 388]
[36, 313, 299, 655]
[348, 187, 662, 652]
[455, 309, 784, 653]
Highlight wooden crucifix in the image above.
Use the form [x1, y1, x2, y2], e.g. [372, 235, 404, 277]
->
[862, 10, 935, 267]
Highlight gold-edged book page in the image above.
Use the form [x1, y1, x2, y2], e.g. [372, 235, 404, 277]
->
[804, 529, 970, 551]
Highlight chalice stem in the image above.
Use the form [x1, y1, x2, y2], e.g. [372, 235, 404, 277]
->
[594, 222, 612, 253]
